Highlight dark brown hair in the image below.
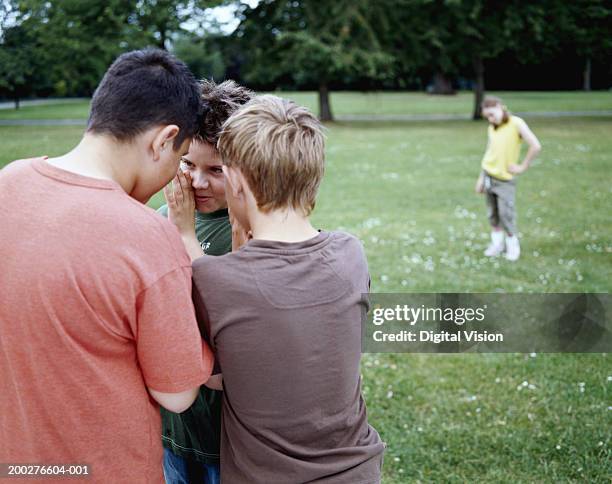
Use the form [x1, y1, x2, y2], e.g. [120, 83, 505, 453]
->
[87, 49, 204, 149]
[197, 79, 254, 144]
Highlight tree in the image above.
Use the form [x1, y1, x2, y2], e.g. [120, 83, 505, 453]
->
[390, 0, 549, 119]
[0, 25, 38, 109]
[130, 0, 225, 50]
[172, 32, 226, 80]
[561, 1, 611, 91]
[236, 0, 394, 121]
[0, 0, 227, 101]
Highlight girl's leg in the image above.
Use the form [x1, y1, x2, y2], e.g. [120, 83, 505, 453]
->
[484, 192, 505, 256]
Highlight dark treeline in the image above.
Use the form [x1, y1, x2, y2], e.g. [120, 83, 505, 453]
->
[1, 0, 610, 119]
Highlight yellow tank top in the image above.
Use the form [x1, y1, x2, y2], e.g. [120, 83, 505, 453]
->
[481, 115, 522, 180]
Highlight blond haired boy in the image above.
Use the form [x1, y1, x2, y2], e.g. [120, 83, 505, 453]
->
[191, 95, 385, 483]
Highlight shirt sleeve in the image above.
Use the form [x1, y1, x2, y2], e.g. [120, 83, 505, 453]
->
[135, 266, 214, 392]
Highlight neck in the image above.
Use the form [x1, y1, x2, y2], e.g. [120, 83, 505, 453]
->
[46, 132, 137, 194]
[249, 207, 318, 243]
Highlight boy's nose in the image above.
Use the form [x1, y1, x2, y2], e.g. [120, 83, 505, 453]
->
[192, 174, 209, 189]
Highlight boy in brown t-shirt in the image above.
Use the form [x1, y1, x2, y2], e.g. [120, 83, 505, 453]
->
[191, 95, 385, 483]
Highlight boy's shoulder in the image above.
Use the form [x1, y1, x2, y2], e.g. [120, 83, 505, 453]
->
[0, 157, 40, 178]
[192, 229, 367, 281]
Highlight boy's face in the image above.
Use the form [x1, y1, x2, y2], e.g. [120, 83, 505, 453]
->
[482, 105, 504, 125]
[180, 141, 227, 213]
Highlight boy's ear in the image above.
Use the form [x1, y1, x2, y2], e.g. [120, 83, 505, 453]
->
[222, 165, 244, 198]
[151, 125, 180, 161]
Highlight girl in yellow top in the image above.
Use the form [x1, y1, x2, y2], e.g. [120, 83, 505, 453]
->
[475, 96, 541, 261]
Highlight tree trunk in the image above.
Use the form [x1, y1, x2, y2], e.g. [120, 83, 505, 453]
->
[14, 97, 20, 110]
[583, 57, 591, 91]
[318, 83, 333, 122]
[431, 72, 455, 95]
[158, 28, 167, 50]
[472, 55, 485, 120]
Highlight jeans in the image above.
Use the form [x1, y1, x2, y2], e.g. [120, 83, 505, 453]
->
[163, 448, 220, 484]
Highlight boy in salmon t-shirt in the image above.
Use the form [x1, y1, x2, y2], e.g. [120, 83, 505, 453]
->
[191, 95, 385, 483]
[0, 49, 214, 483]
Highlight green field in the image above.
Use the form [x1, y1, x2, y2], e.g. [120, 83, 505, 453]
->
[1, 90, 611, 120]
[1, 95, 610, 482]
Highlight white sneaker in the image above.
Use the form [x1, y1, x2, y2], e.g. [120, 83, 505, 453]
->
[505, 235, 520, 261]
[484, 231, 505, 257]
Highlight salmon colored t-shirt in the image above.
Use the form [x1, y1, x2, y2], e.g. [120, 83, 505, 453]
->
[0, 158, 214, 483]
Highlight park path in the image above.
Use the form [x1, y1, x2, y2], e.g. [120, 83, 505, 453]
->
[1, 110, 611, 126]
[0, 98, 89, 110]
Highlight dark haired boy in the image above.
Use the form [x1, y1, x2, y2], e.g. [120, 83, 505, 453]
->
[157, 79, 253, 484]
[0, 49, 214, 483]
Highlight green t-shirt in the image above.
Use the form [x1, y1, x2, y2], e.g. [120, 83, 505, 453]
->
[157, 205, 232, 256]
[157, 204, 232, 464]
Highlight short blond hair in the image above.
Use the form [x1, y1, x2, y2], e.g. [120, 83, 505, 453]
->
[217, 95, 325, 215]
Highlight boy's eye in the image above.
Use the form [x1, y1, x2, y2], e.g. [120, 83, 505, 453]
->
[211, 167, 223, 174]
[180, 158, 194, 168]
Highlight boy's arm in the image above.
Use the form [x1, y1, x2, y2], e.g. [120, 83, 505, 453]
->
[148, 387, 199, 413]
[192, 275, 223, 391]
[163, 170, 205, 261]
[509, 119, 542, 175]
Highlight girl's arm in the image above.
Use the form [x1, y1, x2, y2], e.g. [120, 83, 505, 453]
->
[509, 119, 542, 174]
[163, 170, 205, 261]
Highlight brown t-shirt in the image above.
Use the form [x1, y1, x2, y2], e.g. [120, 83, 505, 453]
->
[192, 231, 385, 484]
[0, 158, 213, 484]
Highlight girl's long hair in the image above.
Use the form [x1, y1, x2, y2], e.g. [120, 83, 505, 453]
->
[481, 95, 510, 126]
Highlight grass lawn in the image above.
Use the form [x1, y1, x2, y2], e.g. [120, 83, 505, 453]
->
[1, 107, 610, 482]
[1, 91, 611, 120]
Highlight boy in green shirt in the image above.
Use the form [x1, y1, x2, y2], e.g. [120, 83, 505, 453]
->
[157, 79, 252, 483]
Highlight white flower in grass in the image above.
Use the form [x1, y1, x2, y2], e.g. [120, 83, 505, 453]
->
[393, 457, 400, 462]
[530, 353, 537, 358]
[417, 427, 423, 432]
[607, 376, 612, 382]
[556, 444, 561, 450]
[386, 390, 394, 399]
[381, 275, 389, 283]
